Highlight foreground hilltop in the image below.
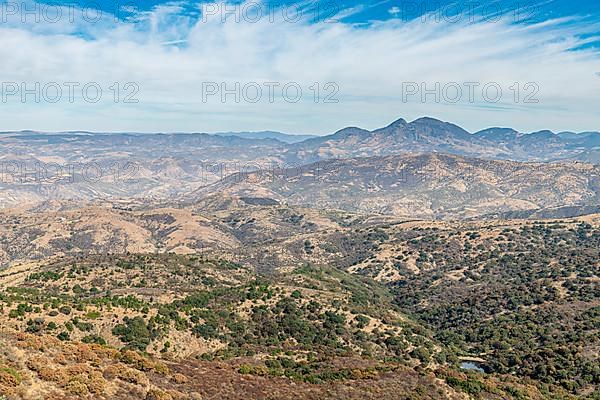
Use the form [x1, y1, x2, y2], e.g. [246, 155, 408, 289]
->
[0, 201, 598, 398]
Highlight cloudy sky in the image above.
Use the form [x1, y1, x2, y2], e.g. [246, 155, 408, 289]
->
[0, 0, 599, 134]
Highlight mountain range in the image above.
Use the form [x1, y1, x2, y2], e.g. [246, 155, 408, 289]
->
[211, 130, 318, 143]
[194, 153, 600, 219]
[284, 117, 600, 164]
[1, 117, 598, 217]
[2, 116, 599, 163]
[0, 118, 599, 400]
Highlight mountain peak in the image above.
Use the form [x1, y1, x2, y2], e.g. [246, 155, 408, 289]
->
[528, 129, 556, 137]
[476, 127, 518, 134]
[331, 126, 370, 138]
[406, 116, 472, 140]
[385, 117, 408, 128]
[475, 127, 520, 141]
[410, 116, 446, 126]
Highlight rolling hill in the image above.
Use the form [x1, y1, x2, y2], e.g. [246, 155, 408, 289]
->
[195, 153, 600, 219]
[2, 117, 598, 210]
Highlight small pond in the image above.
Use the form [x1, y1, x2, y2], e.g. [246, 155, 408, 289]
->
[460, 361, 486, 373]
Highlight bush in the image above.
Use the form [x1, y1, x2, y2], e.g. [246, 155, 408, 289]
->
[59, 306, 72, 315]
[82, 335, 107, 345]
[112, 316, 152, 351]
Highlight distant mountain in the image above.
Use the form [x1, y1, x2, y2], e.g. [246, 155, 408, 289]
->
[2, 118, 598, 166]
[196, 153, 600, 219]
[211, 130, 317, 144]
[474, 127, 520, 142]
[558, 131, 600, 148]
[1, 117, 598, 209]
[288, 117, 600, 163]
[284, 117, 500, 164]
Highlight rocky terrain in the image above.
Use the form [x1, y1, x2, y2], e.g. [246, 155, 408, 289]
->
[1, 117, 598, 211]
[1, 116, 599, 399]
[288, 117, 600, 165]
[196, 153, 600, 219]
[0, 197, 598, 399]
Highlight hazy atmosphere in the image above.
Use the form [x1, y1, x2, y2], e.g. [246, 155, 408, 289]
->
[0, 1, 598, 400]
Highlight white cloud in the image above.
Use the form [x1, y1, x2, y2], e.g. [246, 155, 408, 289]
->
[0, 0, 598, 134]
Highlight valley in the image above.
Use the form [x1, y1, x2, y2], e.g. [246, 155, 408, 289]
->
[0, 197, 598, 399]
[0, 117, 598, 399]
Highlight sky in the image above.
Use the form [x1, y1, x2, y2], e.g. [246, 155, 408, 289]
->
[0, 0, 599, 134]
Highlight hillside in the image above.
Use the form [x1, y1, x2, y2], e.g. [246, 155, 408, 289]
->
[2, 117, 598, 210]
[196, 153, 600, 219]
[286, 117, 600, 164]
[0, 200, 598, 398]
[1, 120, 599, 399]
[0, 253, 526, 400]
[0, 251, 587, 400]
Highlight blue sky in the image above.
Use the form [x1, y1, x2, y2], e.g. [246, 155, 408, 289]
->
[32, 0, 600, 24]
[0, 0, 599, 134]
